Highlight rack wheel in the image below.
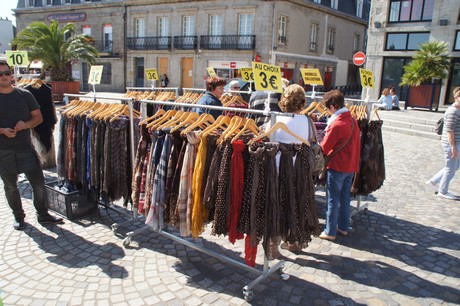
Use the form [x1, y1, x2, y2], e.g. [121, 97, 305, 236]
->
[123, 237, 131, 248]
[243, 290, 254, 302]
[280, 273, 290, 281]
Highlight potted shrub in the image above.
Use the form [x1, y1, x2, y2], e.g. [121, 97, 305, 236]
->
[400, 40, 450, 112]
[11, 20, 98, 101]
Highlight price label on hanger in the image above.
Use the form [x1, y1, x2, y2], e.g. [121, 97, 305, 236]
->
[145, 68, 159, 81]
[88, 65, 103, 85]
[240, 67, 254, 82]
[5, 50, 29, 68]
[300, 68, 324, 85]
[207, 67, 217, 77]
[359, 68, 374, 88]
[252, 61, 283, 93]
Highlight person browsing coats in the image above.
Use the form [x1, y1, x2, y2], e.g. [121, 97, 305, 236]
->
[194, 76, 226, 119]
[319, 90, 360, 241]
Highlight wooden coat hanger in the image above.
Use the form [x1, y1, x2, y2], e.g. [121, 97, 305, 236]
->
[139, 108, 166, 125]
[200, 115, 230, 138]
[301, 101, 318, 115]
[370, 108, 381, 121]
[156, 110, 186, 130]
[248, 121, 310, 146]
[231, 118, 261, 143]
[217, 116, 244, 144]
[170, 112, 200, 133]
[180, 113, 215, 136]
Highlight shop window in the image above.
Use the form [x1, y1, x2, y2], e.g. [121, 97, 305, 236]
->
[385, 32, 429, 50]
[388, 0, 434, 23]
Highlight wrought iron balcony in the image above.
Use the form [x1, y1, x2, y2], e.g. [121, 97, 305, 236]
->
[126, 36, 172, 50]
[93, 40, 113, 53]
[173, 36, 198, 50]
[200, 35, 256, 50]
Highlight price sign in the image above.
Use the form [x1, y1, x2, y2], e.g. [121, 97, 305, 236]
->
[145, 68, 159, 81]
[5, 51, 29, 68]
[252, 61, 283, 93]
[359, 68, 374, 88]
[300, 68, 324, 85]
[207, 67, 217, 77]
[240, 67, 254, 82]
[88, 65, 103, 85]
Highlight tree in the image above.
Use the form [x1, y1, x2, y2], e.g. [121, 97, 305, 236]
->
[400, 40, 450, 87]
[11, 20, 98, 81]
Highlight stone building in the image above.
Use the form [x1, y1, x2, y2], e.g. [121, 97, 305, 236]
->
[0, 18, 15, 54]
[366, 0, 460, 106]
[14, 0, 370, 93]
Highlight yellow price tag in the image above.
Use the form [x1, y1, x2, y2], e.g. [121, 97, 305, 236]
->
[359, 68, 374, 88]
[145, 68, 159, 81]
[5, 51, 29, 68]
[240, 68, 254, 82]
[207, 67, 217, 77]
[300, 68, 324, 85]
[88, 65, 104, 85]
[252, 62, 282, 93]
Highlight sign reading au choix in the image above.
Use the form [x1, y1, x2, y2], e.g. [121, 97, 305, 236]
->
[252, 61, 283, 93]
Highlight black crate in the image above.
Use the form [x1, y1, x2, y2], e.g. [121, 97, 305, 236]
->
[45, 181, 98, 219]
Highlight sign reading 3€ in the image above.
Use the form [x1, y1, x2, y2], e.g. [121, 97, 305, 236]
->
[252, 62, 283, 93]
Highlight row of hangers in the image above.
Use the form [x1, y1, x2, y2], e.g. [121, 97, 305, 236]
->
[123, 90, 176, 101]
[175, 92, 204, 104]
[57, 99, 141, 121]
[139, 106, 310, 146]
[221, 95, 248, 107]
[16, 78, 46, 89]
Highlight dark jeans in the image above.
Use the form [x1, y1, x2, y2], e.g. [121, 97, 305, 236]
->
[1, 166, 48, 219]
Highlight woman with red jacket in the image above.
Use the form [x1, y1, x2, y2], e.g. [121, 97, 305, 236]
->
[319, 90, 361, 241]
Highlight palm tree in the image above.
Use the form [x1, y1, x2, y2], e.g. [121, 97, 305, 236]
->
[400, 40, 450, 87]
[11, 20, 98, 81]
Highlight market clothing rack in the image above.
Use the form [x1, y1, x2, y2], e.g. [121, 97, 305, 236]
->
[120, 99, 294, 301]
[63, 93, 137, 220]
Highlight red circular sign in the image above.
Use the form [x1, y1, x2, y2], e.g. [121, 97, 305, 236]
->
[353, 51, 366, 66]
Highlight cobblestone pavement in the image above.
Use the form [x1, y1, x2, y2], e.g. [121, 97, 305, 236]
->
[0, 112, 459, 305]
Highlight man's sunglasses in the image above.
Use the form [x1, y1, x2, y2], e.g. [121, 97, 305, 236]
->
[0, 70, 12, 77]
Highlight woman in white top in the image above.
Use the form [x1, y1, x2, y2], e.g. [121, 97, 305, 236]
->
[376, 88, 393, 110]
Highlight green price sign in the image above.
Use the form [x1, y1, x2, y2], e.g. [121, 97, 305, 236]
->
[5, 51, 29, 68]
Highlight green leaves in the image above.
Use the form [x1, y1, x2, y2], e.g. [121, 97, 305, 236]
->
[400, 40, 450, 86]
[11, 20, 99, 81]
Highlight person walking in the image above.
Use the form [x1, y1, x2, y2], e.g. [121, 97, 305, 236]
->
[426, 86, 460, 200]
[319, 90, 360, 241]
[0, 60, 63, 230]
[160, 74, 169, 87]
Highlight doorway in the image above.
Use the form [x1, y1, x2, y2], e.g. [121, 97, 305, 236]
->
[181, 57, 193, 88]
[135, 57, 144, 87]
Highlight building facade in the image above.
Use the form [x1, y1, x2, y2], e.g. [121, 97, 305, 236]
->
[366, 0, 460, 105]
[14, 0, 370, 93]
[0, 18, 15, 54]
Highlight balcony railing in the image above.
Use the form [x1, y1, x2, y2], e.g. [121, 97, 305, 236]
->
[173, 36, 198, 50]
[126, 36, 172, 50]
[200, 35, 256, 50]
[93, 40, 113, 53]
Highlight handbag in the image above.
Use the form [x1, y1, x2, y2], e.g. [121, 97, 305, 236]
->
[307, 117, 325, 176]
[317, 121, 355, 186]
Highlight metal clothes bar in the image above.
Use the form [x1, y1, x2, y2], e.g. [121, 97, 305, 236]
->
[63, 93, 136, 221]
[121, 100, 290, 301]
[125, 86, 180, 98]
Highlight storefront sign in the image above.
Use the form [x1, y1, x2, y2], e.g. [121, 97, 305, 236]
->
[88, 65, 103, 85]
[240, 67, 254, 82]
[47, 13, 86, 22]
[252, 61, 283, 93]
[5, 51, 29, 67]
[277, 61, 295, 69]
[208, 61, 250, 69]
[300, 68, 324, 85]
[145, 68, 159, 81]
[359, 68, 374, 88]
[230, 62, 237, 69]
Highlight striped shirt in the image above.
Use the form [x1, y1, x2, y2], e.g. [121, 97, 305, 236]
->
[441, 104, 460, 145]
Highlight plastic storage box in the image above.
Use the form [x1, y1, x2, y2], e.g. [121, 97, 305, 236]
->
[45, 181, 98, 219]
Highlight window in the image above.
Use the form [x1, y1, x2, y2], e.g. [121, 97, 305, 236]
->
[313, 0, 320, 3]
[356, 0, 363, 18]
[46, 0, 52, 5]
[278, 15, 287, 45]
[158, 17, 169, 37]
[385, 32, 429, 50]
[135, 18, 145, 37]
[65, 0, 71, 4]
[183, 15, 195, 36]
[454, 31, 460, 51]
[238, 14, 253, 35]
[210, 15, 223, 36]
[331, 0, 338, 9]
[82, 25, 91, 36]
[310, 23, 318, 51]
[25, 0, 34, 7]
[100, 63, 112, 85]
[353, 34, 360, 52]
[103, 24, 112, 52]
[389, 0, 434, 22]
[327, 28, 335, 53]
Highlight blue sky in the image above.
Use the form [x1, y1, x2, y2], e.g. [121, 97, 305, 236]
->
[0, 1, 16, 25]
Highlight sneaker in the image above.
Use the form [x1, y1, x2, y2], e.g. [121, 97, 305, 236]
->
[425, 180, 438, 192]
[319, 231, 336, 241]
[437, 192, 459, 200]
[13, 218, 25, 231]
[37, 213, 64, 225]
